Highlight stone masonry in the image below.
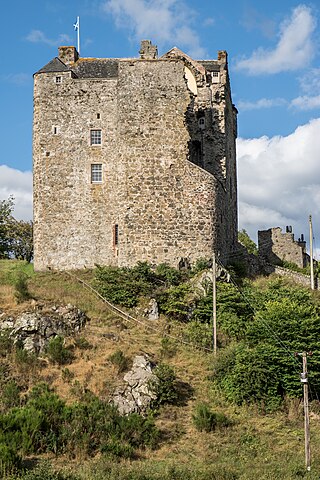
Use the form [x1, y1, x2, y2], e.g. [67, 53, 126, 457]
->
[258, 227, 309, 268]
[33, 41, 238, 270]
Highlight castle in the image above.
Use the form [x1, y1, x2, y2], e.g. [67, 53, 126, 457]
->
[33, 40, 238, 271]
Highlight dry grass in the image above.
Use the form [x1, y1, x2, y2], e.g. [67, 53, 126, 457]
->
[2, 261, 320, 478]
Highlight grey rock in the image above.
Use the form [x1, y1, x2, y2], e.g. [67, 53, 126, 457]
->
[0, 305, 88, 354]
[144, 298, 159, 320]
[113, 354, 158, 415]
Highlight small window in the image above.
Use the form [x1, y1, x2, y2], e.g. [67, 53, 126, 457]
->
[90, 129, 102, 145]
[97, 113, 100, 119]
[113, 224, 119, 247]
[198, 117, 205, 130]
[53, 126, 60, 135]
[91, 164, 102, 183]
[55, 76, 62, 84]
[212, 71, 220, 83]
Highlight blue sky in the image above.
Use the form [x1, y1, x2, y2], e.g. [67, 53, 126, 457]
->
[1, 0, 319, 252]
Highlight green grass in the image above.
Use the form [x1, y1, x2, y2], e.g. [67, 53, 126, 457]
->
[0, 259, 34, 285]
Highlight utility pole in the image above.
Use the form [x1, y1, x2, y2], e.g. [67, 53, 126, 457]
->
[297, 352, 311, 471]
[309, 215, 314, 290]
[212, 252, 217, 355]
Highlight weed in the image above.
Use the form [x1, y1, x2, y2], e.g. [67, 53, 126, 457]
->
[192, 403, 231, 432]
[61, 368, 75, 384]
[46, 336, 74, 366]
[13, 271, 31, 303]
[108, 350, 130, 374]
[73, 336, 92, 350]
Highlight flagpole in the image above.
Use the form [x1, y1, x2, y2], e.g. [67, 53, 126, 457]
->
[77, 16, 80, 55]
[74, 16, 80, 55]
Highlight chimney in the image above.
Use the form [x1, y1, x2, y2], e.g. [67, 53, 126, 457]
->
[139, 40, 158, 59]
[58, 46, 79, 66]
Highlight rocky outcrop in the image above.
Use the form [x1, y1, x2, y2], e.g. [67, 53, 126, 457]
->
[0, 304, 88, 353]
[113, 355, 158, 415]
[144, 298, 159, 320]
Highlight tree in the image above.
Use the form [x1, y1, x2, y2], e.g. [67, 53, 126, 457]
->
[0, 197, 33, 262]
[10, 220, 33, 263]
[238, 229, 258, 255]
[0, 196, 14, 259]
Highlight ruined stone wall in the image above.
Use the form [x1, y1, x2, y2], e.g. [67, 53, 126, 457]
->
[258, 227, 306, 268]
[33, 48, 237, 270]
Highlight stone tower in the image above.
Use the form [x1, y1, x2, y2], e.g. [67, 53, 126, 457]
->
[33, 41, 238, 270]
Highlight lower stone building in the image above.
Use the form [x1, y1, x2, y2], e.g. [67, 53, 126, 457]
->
[33, 40, 238, 270]
[258, 227, 309, 268]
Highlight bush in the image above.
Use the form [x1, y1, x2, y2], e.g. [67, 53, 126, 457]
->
[46, 336, 74, 365]
[94, 265, 151, 308]
[184, 321, 212, 350]
[0, 442, 21, 477]
[108, 350, 130, 374]
[150, 363, 178, 408]
[1, 380, 21, 411]
[13, 271, 31, 303]
[158, 284, 191, 321]
[192, 403, 231, 432]
[0, 331, 13, 357]
[73, 336, 92, 350]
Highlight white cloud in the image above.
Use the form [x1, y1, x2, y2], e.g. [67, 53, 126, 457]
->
[238, 97, 287, 111]
[0, 73, 31, 86]
[237, 119, 320, 255]
[26, 30, 72, 47]
[102, 0, 206, 58]
[235, 5, 316, 75]
[291, 95, 320, 110]
[299, 68, 320, 94]
[0, 166, 32, 221]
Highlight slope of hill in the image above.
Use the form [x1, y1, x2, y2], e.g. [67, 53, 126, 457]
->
[1, 259, 320, 480]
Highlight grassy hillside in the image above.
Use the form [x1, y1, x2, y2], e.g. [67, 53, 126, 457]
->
[1, 260, 320, 479]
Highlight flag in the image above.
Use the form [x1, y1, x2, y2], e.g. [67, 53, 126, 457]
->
[73, 18, 79, 31]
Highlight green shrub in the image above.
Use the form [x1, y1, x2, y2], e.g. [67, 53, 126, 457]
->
[13, 271, 31, 303]
[191, 257, 211, 275]
[73, 336, 92, 350]
[158, 284, 191, 321]
[184, 321, 212, 350]
[46, 336, 74, 365]
[94, 265, 151, 307]
[0, 331, 13, 357]
[108, 350, 130, 374]
[192, 403, 231, 432]
[61, 368, 75, 383]
[155, 263, 185, 286]
[0, 442, 21, 477]
[150, 363, 178, 408]
[159, 337, 177, 359]
[1, 380, 21, 411]
[14, 348, 39, 367]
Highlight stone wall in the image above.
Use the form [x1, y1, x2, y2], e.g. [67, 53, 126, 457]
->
[258, 227, 307, 269]
[33, 42, 238, 270]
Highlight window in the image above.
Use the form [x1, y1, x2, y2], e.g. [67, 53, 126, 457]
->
[91, 164, 102, 183]
[198, 117, 205, 130]
[97, 113, 101, 119]
[53, 126, 60, 135]
[55, 76, 62, 84]
[211, 71, 220, 83]
[90, 129, 102, 145]
[113, 224, 119, 247]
